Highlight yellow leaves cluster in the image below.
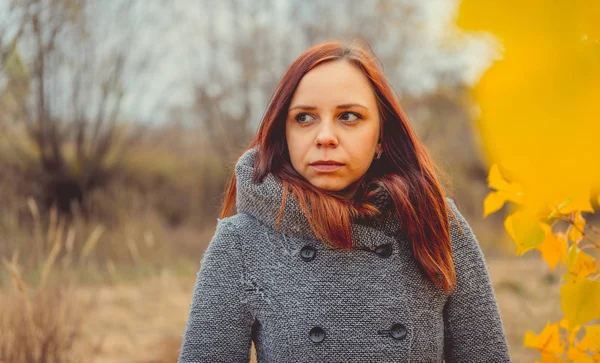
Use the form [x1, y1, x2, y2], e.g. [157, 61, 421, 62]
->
[524, 322, 565, 359]
[485, 163, 594, 266]
[485, 163, 600, 361]
[525, 319, 600, 363]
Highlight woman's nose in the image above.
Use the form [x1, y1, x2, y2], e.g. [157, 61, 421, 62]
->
[314, 121, 338, 147]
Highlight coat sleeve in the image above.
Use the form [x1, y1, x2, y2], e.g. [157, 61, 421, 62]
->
[178, 217, 254, 363]
[443, 198, 512, 363]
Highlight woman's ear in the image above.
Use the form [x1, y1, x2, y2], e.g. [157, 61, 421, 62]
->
[375, 144, 383, 159]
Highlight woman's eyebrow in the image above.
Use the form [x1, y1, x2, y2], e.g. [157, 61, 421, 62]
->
[288, 103, 369, 112]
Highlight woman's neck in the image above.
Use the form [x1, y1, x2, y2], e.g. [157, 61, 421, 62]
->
[333, 176, 366, 200]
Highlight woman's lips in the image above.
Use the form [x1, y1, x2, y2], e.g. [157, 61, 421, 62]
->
[310, 164, 344, 172]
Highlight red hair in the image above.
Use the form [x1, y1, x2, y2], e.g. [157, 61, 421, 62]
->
[220, 39, 457, 293]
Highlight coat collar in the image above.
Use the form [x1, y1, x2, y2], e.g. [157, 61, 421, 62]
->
[234, 146, 409, 251]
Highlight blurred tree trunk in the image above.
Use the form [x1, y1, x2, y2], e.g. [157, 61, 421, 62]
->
[0, 0, 148, 215]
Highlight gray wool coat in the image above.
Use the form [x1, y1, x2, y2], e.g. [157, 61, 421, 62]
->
[177, 147, 512, 363]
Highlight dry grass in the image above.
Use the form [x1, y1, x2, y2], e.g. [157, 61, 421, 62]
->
[0, 192, 205, 363]
[68, 269, 255, 363]
[0, 262, 95, 363]
[0, 201, 103, 363]
[0, 194, 207, 289]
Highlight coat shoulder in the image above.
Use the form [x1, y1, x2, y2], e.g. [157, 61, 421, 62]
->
[444, 196, 458, 213]
[216, 212, 266, 241]
[444, 196, 479, 248]
[444, 196, 467, 228]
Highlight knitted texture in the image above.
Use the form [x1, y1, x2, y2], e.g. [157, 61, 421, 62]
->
[178, 146, 512, 363]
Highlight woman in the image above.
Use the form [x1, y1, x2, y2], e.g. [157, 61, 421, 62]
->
[178, 39, 512, 363]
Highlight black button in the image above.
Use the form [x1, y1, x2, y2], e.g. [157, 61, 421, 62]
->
[309, 326, 326, 343]
[374, 243, 392, 258]
[300, 245, 316, 262]
[390, 323, 407, 340]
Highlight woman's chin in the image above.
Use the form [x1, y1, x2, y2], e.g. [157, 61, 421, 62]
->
[309, 181, 361, 198]
[309, 181, 348, 193]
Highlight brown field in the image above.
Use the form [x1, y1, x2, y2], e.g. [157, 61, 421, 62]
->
[63, 255, 560, 363]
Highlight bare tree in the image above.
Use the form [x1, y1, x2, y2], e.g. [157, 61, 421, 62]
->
[0, 0, 151, 214]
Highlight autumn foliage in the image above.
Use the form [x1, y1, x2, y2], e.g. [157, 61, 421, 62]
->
[485, 164, 600, 361]
[457, 0, 600, 361]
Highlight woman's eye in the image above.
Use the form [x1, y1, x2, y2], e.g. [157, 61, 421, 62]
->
[294, 112, 361, 124]
[295, 113, 315, 124]
[340, 112, 361, 123]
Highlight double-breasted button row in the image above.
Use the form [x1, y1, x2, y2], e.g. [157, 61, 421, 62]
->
[300, 243, 393, 262]
[309, 323, 407, 344]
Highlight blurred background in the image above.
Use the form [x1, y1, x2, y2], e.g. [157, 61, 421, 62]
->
[1, 0, 596, 362]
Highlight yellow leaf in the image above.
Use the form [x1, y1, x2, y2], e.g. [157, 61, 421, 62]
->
[561, 320, 589, 361]
[488, 163, 510, 191]
[568, 348, 588, 361]
[566, 244, 598, 279]
[540, 353, 569, 363]
[568, 211, 586, 244]
[568, 333, 589, 361]
[484, 191, 507, 217]
[524, 322, 566, 356]
[572, 356, 594, 363]
[553, 193, 595, 215]
[566, 322, 583, 345]
[559, 318, 570, 331]
[561, 276, 600, 328]
[567, 333, 588, 361]
[505, 210, 546, 256]
[487, 164, 526, 205]
[579, 325, 600, 355]
[536, 225, 568, 270]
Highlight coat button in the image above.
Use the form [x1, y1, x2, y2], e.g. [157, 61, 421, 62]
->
[309, 326, 326, 343]
[390, 323, 407, 340]
[300, 245, 316, 262]
[374, 243, 392, 258]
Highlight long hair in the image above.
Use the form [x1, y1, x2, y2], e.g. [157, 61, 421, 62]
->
[220, 39, 457, 294]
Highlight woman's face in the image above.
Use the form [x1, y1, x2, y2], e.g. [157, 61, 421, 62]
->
[285, 60, 382, 198]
